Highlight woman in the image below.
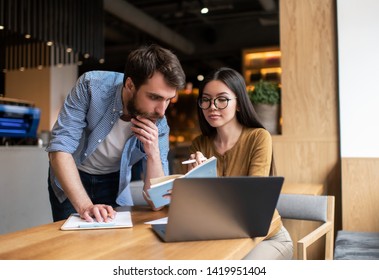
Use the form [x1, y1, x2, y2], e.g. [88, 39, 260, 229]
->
[187, 67, 293, 260]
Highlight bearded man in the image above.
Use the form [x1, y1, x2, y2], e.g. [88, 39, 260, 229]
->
[46, 44, 186, 222]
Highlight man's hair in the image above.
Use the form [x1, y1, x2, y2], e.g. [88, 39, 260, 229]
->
[123, 44, 186, 90]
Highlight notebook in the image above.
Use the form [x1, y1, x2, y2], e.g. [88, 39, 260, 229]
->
[60, 211, 133, 230]
[147, 156, 217, 208]
[151, 176, 284, 242]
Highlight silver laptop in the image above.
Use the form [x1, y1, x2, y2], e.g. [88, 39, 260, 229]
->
[152, 176, 284, 242]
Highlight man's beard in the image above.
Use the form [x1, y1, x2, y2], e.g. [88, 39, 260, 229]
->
[126, 94, 162, 123]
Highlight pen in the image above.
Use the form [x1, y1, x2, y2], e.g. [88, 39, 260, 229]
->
[181, 158, 207, 165]
[78, 222, 116, 228]
[181, 159, 196, 164]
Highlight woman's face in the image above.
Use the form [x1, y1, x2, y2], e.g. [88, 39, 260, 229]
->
[200, 80, 238, 129]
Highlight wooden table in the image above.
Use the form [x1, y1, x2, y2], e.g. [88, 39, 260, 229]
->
[0, 183, 323, 260]
[0, 206, 262, 260]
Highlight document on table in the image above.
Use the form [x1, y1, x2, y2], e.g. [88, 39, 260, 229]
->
[60, 211, 133, 230]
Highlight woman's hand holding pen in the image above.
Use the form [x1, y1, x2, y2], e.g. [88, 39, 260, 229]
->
[184, 151, 208, 171]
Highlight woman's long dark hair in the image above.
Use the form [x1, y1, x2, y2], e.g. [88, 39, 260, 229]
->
[197, 67, 276, 175]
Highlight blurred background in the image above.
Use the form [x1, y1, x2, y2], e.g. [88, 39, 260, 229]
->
[0, 0, 281, 172]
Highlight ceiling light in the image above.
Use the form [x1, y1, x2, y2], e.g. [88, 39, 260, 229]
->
[201, 7, 209, 14]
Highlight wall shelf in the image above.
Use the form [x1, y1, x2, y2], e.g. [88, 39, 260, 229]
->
[242, 47, 281, 85]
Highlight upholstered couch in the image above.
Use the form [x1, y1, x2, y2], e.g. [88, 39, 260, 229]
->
[334, 230, 379, 260]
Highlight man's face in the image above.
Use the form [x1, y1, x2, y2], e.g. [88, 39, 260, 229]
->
[125, 72, 177, 122]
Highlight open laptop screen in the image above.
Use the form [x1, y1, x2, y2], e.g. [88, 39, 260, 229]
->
[153, 176, 284, 242]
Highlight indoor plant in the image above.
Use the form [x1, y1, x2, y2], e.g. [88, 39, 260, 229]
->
[248, 79, 281, 134]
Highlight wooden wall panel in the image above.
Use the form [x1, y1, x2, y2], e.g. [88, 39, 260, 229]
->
[341, 158, 379, 231]
[273, 137, 339, 187]
[280, 0, 339, 138]
[278, 0, 340, 233]
[277, 0, 341, 259]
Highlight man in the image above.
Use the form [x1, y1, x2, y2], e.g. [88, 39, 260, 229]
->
[46, 44, 186, 222]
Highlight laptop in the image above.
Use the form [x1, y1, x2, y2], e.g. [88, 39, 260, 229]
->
[151, 176, 284, 242]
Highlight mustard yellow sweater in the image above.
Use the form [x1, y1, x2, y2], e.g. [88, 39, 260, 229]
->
[189, 127, 282, 239]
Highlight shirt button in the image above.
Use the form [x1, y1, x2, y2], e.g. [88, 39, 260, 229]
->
[98, 139, 102, 143]
[111, 121, 114, 124]
[113, 108, 116, 112]
[84, 153, 87, 156]
[119, 110, 123, 114]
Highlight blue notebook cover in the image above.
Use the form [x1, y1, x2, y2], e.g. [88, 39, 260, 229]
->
[147, 156, 217, 208]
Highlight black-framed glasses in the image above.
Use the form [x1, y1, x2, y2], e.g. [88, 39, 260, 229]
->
[198, 96, 237, 110]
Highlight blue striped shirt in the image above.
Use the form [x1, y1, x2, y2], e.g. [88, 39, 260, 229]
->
[46, 71, 170, 206]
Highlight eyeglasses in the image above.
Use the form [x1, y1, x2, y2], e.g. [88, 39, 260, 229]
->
[198, 96, 237, 110]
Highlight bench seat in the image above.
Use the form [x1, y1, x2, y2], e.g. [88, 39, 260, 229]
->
[334, 230, 379, 260]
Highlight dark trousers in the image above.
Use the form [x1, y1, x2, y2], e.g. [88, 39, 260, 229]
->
[48, 169, 120, 221]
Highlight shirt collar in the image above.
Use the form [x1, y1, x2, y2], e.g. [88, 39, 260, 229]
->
[115, 83, 124, 116]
